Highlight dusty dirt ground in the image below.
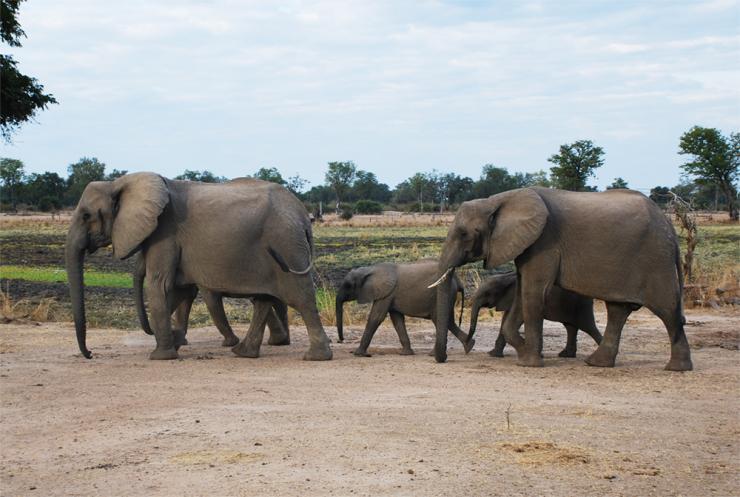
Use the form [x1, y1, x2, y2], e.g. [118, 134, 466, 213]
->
[1, 308, 738, 497]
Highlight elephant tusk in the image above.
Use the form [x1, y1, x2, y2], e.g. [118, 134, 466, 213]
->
[428, 267, 454, 289]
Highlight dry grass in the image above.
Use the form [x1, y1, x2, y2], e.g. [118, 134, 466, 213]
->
[318, 212, 454, 227]
[0, 290, 58, 323]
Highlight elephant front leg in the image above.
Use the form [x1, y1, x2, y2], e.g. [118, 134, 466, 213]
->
[147, 285, 178, 360]
[490, 330, 508, 357]
[354, 300, 391, 357]
[447, 322, 475, 354]
[203, 290, 239, 347]
[171, 285, 198, 350]
[266, 300, 290, 346]
[558, 324, 578, 358]
[232, 300, 273, 358]
[585, 302, 631, 368]
[389, 311, 414, 355]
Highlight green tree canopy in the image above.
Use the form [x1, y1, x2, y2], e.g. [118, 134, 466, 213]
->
[1, 0, 57, 142]
[253, 167, 286, 185]
[175, 169, 226, 183]
[0, 157, 24, 209]
[606, 177, 629, 190]
[325, 161, 356, 209]
[66, 157, 106, 204]
[286, 174, 309, 196]
[678, 126, 738, 219]
[548, 139, 604, 191]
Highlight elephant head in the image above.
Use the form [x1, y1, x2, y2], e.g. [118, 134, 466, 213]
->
[65, 172, 169, 358]
[335, 265, 397, 342]
[431, 188, 548, 362]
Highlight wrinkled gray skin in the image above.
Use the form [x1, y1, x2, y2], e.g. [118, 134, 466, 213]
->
[65, 173, 331, 361]
[133, 255, 290, 349]
[432, 187, 692, 371]
[468, 272, 602, 358]
[335, 260, 475, 356]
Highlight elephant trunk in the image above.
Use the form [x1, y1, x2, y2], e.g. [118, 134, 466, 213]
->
[434, 268, 455, 363]
[335, 292, 345, 343]
[133, 256, 153, 335]
[468, 299, 482, 343]
[65, 221, 92, 359]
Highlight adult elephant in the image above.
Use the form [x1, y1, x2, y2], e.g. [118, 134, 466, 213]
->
[65, 173, 332, 361]
[133, 255, 291, 349]
[430, 187, 692, 371]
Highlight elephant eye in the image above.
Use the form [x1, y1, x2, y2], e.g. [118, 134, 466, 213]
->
[82, 212, 91, 222]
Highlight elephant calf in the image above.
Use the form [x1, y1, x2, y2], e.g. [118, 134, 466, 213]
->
[469, 272, 602, 358]
[336, 260, 474, 356]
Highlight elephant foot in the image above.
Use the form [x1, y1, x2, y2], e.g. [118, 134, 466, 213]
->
[517, 352, 544, 367]
[173, 330, 188, 350]
[353, 349, 372, 357]
[231, 342, 260, 358]
[463, 339, 476, 354]
[585, 347, 616, 368]
[488, 348, 504, 358]
[149, 347, 178, 360]
[399, 348, 415, 356]
[434, 348, 447, 364]
[558, 348, 576, 358]
[303, 344, 333, 361]
[221, 334, 239, 347]
[664, 356, 693, 372]
[268, 334, 291, 346]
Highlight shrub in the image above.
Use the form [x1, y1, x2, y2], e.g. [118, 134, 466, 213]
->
[354, 200, 383, 214]
[38, 196, 61, 212]
[339, 209, 354, 220]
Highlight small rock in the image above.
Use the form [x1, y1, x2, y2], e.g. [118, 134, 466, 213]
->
[407, 469, 414, 475]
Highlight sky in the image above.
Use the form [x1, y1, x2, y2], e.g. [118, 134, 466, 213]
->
[3, 0, 739, 192]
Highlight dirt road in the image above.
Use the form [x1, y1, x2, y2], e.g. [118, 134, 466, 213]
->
[1, 308, 738, 496]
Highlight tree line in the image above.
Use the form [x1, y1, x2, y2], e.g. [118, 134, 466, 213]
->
[1, 126, 738, 218]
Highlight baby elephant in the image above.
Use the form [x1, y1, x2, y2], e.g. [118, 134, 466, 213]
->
[336, 260, 474, 356]
[469, 272, 602, 358]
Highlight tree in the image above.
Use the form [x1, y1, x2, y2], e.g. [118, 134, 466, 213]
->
[408, 172, 431, 212]
[548, 140, 604, 191]
[521, 169, 551, 188]
[105, 169, 127, 181]
[473, 165, 521, 198]
[649, 186, 671, 206]
[253, 167, 285, 185]
[1, 0, 57, 142]
[678, 126, 739, 220]
[66, 157, 106, 204]
[175, 169, 225, 183]
[606, 177, 629, 190]
[352, 170, 391, 203]
[325, 161, 356, 210]
[23, 171, 65, 207]
[0, 157, 24, 210]
[286, 174, 309, 196]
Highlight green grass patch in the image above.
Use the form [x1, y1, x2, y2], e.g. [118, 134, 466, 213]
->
[0, 265, 132, 288]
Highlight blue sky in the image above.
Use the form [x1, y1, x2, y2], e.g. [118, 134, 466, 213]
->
[3, 0, 739, 192]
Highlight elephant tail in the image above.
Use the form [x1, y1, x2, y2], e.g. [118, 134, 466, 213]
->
[133, 256, 154, 335]
[268, 229, 314, 275]
[675, 242, 686, 326]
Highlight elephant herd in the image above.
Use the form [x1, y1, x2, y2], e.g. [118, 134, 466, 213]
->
[65, 173, 693, 371]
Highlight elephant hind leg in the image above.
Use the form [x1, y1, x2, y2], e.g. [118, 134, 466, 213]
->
[267, 300, 290, 346]
[655, 307, 693, 372]
[202, 290, 239, 347]
[585, 302, 631, 368]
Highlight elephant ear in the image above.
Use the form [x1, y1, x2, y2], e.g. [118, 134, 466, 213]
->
[486, 189, 548, 268]
[357, 265, 398, 304]
[111, 172, 169, 260]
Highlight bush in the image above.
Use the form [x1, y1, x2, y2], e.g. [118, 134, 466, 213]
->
[354, 200, 383, 214]
[339, 209, 354, 220]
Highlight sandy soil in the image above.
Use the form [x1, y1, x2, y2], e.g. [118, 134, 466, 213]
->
[1, 308, 738, 497]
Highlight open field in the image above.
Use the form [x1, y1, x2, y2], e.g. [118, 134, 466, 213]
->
[1, 307, 738, 496]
